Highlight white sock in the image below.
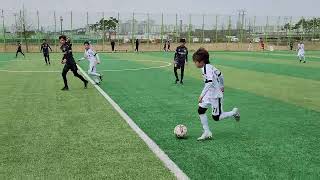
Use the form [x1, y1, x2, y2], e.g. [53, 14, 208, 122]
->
[89, 72, 101, 77]
[219, 110, 235, 120]
[199, 114, 210, 133]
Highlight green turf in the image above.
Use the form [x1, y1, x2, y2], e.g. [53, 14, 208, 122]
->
[1, 50, 320, 179]
[77, 51, 320, 179]
[0, 53, 174, 179]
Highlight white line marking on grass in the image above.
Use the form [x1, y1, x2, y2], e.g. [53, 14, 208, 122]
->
[0, 69, 60, 73]
[0, 60, 30, 62]
[251, 52, 320, 59]
[77, 65, 189, 180]
[0, 70, 59, 73]
[0, 60, 172, 73]
[100, 62, 172, 72]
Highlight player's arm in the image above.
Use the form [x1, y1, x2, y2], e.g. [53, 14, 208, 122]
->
[185, 48, 188, 63]
[78, 52, 86, 62]
[94, 52, 101, 64]
[61, 45, 71, 64]
[215, 70, 224, 93]
[48, 44, 52, 51]
[199, 69, 215, 102]
[174, 47, 178, 61]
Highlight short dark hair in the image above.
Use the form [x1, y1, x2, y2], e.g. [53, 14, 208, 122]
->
[84, 41, 90, 45]
[193, 48, 210, 64]
[59, 35, 67, 41]
[180, 38, 186, 43]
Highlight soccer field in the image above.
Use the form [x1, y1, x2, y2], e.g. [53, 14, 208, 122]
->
[1, 51, 320, 179]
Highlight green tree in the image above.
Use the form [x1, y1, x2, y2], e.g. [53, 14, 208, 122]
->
[90, 17, 118, 40]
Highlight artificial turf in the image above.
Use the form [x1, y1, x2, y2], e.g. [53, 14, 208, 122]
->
[77, 51, 320, 179]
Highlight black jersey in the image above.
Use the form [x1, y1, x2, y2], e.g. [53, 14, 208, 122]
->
[174, 45, 188, 64]
[60, 43, 76, 65]
[17, 43, 22, 51]
[41, 43, 52, 54]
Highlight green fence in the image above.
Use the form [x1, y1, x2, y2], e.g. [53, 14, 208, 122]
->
[1, 9, 320, 52]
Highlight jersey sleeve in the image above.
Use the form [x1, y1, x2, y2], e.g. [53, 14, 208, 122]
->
[185, 48, 188, 62]
[174, 47, 178, 60]
[200, 66, 215, 97]
[215, 70, 224, 87]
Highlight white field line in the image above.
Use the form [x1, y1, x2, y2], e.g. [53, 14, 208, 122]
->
[0, 59, 172, 73]
[77, 65, 189, 180]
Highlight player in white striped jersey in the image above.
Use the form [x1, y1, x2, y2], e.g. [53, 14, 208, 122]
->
[192, 48, 240, 141]
[80, 41, 103, 85]
[297, 41, 306, 63]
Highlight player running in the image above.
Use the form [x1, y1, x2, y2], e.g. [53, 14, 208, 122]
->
[40, 39, 52, 65]
[59, 35, 88, 91]
[135, 39, 140, 52]
[173, 38, 188, 84]
[259, 38, 265, 51]
[192, 48, 240, 141]
[297, 41, 306, 63]
[16, 41, 25, 58]
[79, 41, 103, 85]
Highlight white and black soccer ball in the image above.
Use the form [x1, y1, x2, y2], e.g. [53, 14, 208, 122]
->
[174, 124, 187, 138]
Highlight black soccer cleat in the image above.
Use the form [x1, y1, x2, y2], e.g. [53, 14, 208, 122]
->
[61, 86, 69, 91]
[175, 79, 179, 84]
[99, 74, 103, 81]
[84, 80, 88, 89]
[180, 81, 184, 85]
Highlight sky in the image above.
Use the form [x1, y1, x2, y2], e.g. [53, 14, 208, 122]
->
[1, 0, 320, 17]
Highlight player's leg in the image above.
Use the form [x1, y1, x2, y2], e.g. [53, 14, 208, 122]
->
[298, 53, 303, 63]
[197, 98, 213, 140]
[20, 51, 25, 57]
[302, 54, 306, 63]
[44, 54, 48, 65]
[61, 65, 69, 90]
[47, 54, 51, 65]
[16, 50, 18, 58]
[212, 98, 240, 121]
[180, 64, 185, 84]
[71, 65, 88, 88]
[88, 63, 102, 81]
[88, 65, 101, 85]
[174, 66, 179, 83]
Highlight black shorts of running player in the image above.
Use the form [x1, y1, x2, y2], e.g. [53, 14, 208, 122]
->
[174, 61, 185, 83]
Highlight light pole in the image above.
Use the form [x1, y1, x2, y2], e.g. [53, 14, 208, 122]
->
[1, 9, 6, 51]
[60, 16, 63, 34]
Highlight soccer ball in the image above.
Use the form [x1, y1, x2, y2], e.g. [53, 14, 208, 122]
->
[174, 124, 187, 138]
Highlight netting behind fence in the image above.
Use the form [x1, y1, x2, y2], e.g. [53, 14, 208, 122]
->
[1, 9, 320, 52]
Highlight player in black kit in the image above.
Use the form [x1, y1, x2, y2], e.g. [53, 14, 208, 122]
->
[16, 41, 25, 58]
[173, 38, 188, 84]
[59, 35, 88, 91]
[40, 39, 52, 65]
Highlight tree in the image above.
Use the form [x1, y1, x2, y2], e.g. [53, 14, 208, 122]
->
[15, 8, 35, 52]
[90, 17, 119, 40]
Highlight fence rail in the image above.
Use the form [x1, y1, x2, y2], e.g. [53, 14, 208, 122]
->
[1, 9, 320, 52]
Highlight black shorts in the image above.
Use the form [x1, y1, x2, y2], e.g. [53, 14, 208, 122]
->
[43, 53, 49, 57]
[63, 63, 78, 72]
[174, 62, 185, 69]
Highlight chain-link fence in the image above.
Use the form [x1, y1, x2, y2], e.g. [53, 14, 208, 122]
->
[1, 9, 320, 52]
